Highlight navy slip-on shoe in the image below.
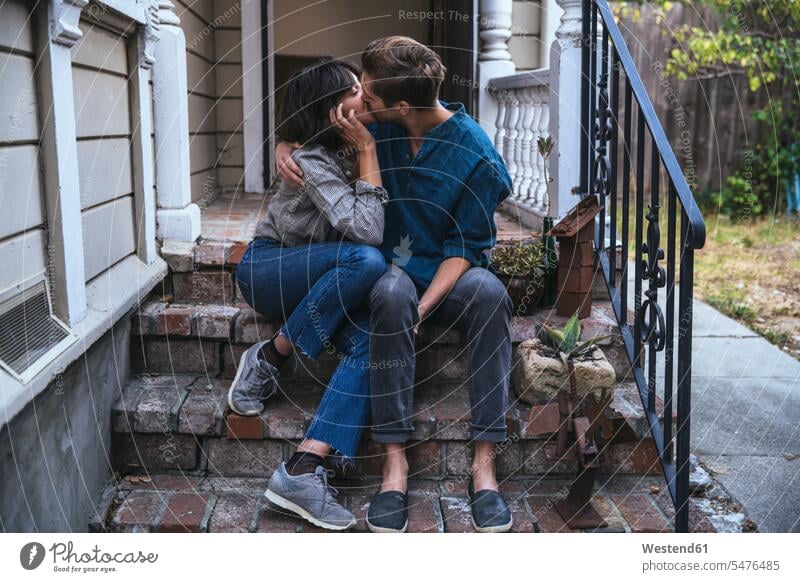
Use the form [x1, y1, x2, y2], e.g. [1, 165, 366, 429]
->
[468, 481, 513, 533]
[366, 490, 408, 533]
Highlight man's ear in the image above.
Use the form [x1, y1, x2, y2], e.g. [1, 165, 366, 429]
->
[397, 100, 412, 117]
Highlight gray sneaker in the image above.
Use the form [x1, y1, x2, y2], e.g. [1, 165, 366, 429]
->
[264, 462, 356, 531]
[227, 340, 280, 416]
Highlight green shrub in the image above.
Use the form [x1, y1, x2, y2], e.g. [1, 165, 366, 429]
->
[712, 141, 793, 220]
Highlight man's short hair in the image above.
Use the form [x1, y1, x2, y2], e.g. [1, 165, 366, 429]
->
[361, 36, 446, 108]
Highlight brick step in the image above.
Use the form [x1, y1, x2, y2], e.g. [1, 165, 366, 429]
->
[161, 238, 249, 273]
[132, 298, 538, 346]
[110, 374, 672, 480]
[130, 299, 481, 380]
[158, 239, 246, 305]
[89, 472, 717, 533]
[130, 298, 634, 381]
[158, 230, 627, 322]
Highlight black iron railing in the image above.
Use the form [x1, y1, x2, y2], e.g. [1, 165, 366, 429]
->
[580, 0, 706, 532]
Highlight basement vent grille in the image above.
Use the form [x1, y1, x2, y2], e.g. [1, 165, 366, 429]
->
[0, 279, 73, 380]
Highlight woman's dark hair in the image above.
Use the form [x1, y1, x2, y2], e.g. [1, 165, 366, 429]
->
[277, 57, 361, 150]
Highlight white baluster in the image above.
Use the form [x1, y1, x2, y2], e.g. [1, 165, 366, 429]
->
[525, 88, 543, 206]
[494, 88, 508, 159]
[503, 94, 521, 199]
[512, 89, 527, 196]
[518, 87, 536, 202]
[535, 86, 550, 210]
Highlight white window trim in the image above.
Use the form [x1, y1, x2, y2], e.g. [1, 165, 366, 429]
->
[91, 0, 147, 25]
[37, 0, 91, 326]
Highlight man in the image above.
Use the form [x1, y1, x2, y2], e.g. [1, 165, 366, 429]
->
[277, 36, 515, 533]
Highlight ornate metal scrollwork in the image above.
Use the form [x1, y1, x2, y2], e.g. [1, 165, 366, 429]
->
[592, 67, 614, 200]
[638, 204, 667, 350]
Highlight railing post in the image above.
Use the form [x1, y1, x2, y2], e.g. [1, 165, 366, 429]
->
[548, 0, 584, 219]
[152, 0, 200, 242]
[478, 0, 514, 144]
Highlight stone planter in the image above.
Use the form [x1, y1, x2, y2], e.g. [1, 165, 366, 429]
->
[496, 272, 544, 315]
[512, 338, 616, 405]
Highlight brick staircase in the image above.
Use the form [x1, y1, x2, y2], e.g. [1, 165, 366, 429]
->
[87, 195, 715, 532]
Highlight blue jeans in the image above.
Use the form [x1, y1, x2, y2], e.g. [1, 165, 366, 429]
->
[234, 237, 386, 459]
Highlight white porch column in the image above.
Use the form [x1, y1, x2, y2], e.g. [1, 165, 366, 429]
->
[548, 0, 583, 219]
[129, 0, 159, 263]
[539, 0, 563, 69]
[35, 0, 89, 325]
[477, 0, 515, 141]
[152, 0, 200, 241]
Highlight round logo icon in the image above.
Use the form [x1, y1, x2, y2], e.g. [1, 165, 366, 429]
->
[20, 542, 46, 570]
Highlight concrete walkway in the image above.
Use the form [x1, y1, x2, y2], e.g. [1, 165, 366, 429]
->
[612, 257, 800, 532]
[687, 300, 800, 532]
[618, 264, 800, 532]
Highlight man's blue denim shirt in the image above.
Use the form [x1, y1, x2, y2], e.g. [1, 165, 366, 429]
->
[368, 101, 513, 290]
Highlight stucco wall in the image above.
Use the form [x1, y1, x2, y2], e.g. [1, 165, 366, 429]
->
[0, 314, 131, 532]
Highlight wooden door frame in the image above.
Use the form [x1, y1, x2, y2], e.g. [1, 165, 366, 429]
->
[431, 0, 478, 115]
[241, 0, 273, 192]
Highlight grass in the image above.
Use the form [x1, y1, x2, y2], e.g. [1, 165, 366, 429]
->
[693, 213, 800, 358]
[616, 206, 800, 358]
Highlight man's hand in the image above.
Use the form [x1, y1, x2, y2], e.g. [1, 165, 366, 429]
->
[413, 303, 432, 336]
[413, 257, 472, 335]
[276, 141, 303, 188]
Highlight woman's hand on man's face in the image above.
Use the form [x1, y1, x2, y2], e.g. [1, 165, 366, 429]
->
[329, 103, 375, 153]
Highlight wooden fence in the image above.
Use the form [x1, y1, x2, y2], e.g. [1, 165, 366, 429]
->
[614, 2, 778, 199]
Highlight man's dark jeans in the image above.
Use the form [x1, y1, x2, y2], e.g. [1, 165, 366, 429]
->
[368, 264, 513, 443]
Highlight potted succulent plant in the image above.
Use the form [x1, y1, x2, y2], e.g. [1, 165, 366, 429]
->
[491, 238, 546, 316]
[512, 312, 616, 405]
[514, 311, 617, 530]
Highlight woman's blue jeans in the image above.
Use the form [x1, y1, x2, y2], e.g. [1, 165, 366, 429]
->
[234, 236, 387, 460]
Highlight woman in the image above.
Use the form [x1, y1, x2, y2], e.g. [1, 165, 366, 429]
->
[230, 58, 387, 530]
